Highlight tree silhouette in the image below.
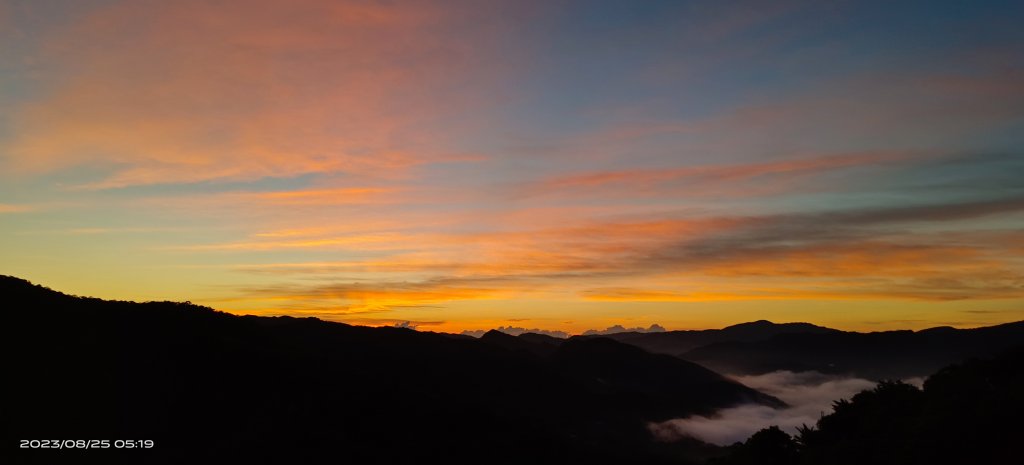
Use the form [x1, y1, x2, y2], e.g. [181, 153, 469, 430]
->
[713, 426, 798, 465]
[719, 347, 1024, 465]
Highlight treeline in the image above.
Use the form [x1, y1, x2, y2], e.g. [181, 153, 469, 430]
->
[714, 346, 1023, 465]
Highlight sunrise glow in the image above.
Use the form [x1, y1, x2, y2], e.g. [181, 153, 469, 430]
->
[2, 0, 1023, 334]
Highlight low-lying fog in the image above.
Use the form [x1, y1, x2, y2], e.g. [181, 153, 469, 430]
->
[650, 371, 926, 445]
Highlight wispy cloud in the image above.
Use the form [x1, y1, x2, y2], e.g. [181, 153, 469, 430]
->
[530, 151, 922, 199]
[177, 232, 421, 252]
[229, 187, 399, 207]
[0, 203, 33, 213]
[217, 276, 530, 315]
[216, 191, 1024, 312]
[2, 0, 532, 188]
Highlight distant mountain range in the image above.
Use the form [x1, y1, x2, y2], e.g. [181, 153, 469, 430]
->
[681, 322, 1024, 379]
[2, 276, 775, 465]
[596, 320, 839, 355]
[593, 319, 1024, 379]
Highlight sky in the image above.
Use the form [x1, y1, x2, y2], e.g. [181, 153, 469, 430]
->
[2, 0, 1023, 334]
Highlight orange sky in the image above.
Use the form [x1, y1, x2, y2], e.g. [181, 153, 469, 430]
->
[2, 0, 1023, 334]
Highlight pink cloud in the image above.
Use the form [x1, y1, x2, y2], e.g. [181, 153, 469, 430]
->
[3, 0, 531, 188]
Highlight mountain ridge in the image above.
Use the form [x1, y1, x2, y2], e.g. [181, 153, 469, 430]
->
[682, 320, 1024, 378]
[3, 275, 775, 464]
[590, 319, 840, 355]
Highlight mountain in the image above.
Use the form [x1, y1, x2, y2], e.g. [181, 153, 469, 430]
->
[551, 337, 783, 418]
[682, 322, 1024, 379]
[479, 329, 560, 356]
[478, 331, 783, 420]
[595, 320, 839, 355]
[518, 331, 567, 347]
[2, 276, 777, 465]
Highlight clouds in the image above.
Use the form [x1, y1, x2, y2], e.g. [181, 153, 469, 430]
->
[461, 326, 569, 339]
[461, 323, 667, 338]
[582, 324, 666, 336]
[0, 203, 33, 214]
[530, 151, 921, 200]
[228, 278, 519, 315]
[649, 371, 878, 445]
[2, 1, 1023, 332]
[146, 172, 1024, 326]
[2, 0, 531, 188]
[573, 184, 1024, 303]
[392, 321, 418, 330]
[458, 323, 665, 338]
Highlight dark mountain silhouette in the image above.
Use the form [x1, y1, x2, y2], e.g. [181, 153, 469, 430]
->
[478, 329, 560, 356]
[478, 331, 783, 418]
[715, 345, 1024, 465]
[2, 276, 777, 465]
[517, 331, 566, 347]
[478, 319, 1023, 380]
[551, 337, 783, 418]
[595, 320, 839, 355]
[681, 322, 1024, 378]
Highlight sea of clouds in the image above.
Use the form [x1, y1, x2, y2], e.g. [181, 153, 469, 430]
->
[649, 371, 884, 445]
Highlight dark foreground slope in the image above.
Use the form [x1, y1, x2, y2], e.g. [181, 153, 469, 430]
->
[716, 345, 1024, 465]
[682, 322, 1024, 378]
[2, 276, 775, 465]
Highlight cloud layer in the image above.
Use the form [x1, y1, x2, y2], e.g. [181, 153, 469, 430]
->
[649, 371, 878, 445]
